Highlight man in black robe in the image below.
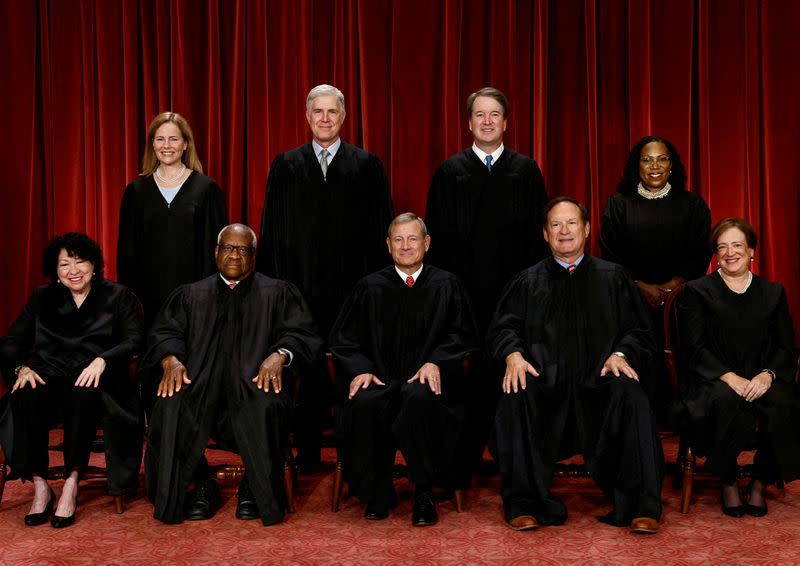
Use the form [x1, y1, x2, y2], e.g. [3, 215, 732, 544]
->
[425, 87, 549, 471]
[258, 84, 394, 469]
[143, 224, 321, 526]
[489, 197, 664, 534]
[329, 213, 479, 526]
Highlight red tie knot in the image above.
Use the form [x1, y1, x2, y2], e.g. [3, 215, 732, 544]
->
[406, 275, 414, 287]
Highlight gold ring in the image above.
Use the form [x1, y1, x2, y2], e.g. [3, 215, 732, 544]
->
[270, 376, 278, 381]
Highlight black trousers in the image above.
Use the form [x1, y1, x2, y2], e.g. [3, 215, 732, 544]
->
[10, 376, 102, 480]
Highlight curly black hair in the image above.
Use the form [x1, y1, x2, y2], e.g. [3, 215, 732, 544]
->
[616, 136, 688, 195]
[42, 232, 105, 282]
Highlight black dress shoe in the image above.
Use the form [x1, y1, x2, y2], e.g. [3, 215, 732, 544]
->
[364, 505, 390, 520]
[412, 491, 438, 527]
[185, 478, 220, 521]
[236, 476, 260, 520]
[51, 496, 78, 529]
[744, 480, 768, 516]
[24, 488, 56, 526]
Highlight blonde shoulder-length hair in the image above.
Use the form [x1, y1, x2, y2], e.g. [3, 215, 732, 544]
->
[140, 112, 203, 176]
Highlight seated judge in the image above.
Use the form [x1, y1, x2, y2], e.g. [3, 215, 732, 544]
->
[142, 223, 321, 526]
[0, 233, 143, 528]
[679, 217, 800, 517]
[329, 213, 479, 526]
[489, 197, 664, 534]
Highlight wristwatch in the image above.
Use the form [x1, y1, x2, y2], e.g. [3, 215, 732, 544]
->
[14, 364, 28, 376]
[612, 352, 626, 359]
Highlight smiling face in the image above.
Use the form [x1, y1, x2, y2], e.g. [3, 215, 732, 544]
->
[57, 249, 94, 295]
[215, 227, 256, 281]
[306, 95, 345, 147]
[638, 141, 672, 191]
[543, 202, 590, 264]
[152, 122, 188, 167]
[386, 220, 430, 275]
[715, 227, 754, 278]
[468, 96, 507, 152]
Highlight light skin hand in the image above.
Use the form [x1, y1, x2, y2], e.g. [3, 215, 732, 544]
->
[74, 357, 106, 388]
[720, 372, 749, 397]
[408, 362, 442, 395]
[503, 352, 539, 394]
[157, 355, 191, 398]
[253, 352, 287, 394]
[11, 367, 46, 392]
[600, 354, 639, 381]
[741, 371, 772, 402]
[348, 373, 386, 399]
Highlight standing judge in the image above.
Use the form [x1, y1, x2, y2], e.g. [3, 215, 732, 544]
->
[489, 197, 663, 534]
[143, 224, 321, 526]
[118, 112, 228, 329]
[258, 84, 394, 468]
[329, 213, 479, 525]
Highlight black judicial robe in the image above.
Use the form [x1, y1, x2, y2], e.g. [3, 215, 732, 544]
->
[0, 280, 143, 494]
[142, 273, 321, 524]
[600, 189, 711, 285]
[258, 141, 394, 335]
[329, 264, 479, 497]
[425, 148, 548, 330]
[117, 172, 228, 327]
[488, 255, 663, 524]
[678, 272, 800, 481]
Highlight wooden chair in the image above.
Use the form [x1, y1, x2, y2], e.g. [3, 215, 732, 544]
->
[328, 353, 465, 513]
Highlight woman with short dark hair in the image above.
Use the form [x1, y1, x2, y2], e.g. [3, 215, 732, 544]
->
[0, 233, 142, 528]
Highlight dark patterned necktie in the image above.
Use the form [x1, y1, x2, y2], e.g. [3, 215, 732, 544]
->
[406, 275, 414, 287]
[567, 264, 576, 275]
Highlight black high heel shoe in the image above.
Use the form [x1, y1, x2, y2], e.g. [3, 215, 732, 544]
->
[744, 480, 768, 517]
[24, 488, 56, 526]
[51, 496, 78, 529]
[720, 484, 745, 518]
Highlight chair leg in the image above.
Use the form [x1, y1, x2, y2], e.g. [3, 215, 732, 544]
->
[114, 495, 124, 514]
[680, 445, 694, 514]
[454, 489, 464, 513]
[284, 457, 295, 514]
[332, 459, 344, 512]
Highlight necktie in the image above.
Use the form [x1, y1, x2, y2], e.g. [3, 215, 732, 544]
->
[485, 155, 493, 172]
[320, 148, 330, 179]
[406, 275, 414, 288]
[567, 264, 576, 276]
[228, 282, 237, 289]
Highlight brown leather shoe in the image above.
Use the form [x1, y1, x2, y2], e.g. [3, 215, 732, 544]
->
[629, 516, 659, 534]
[509, 515, 539, 531]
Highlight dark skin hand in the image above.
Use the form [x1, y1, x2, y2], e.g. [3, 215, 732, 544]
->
[637, 276, 685, 309]
[158, 355, 191, 397]
[252, 352, 287, 394]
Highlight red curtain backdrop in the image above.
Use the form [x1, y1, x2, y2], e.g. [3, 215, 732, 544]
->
[1, 0, 799, 337]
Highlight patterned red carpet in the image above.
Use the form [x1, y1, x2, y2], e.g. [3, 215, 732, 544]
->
[2, 438, 800, 565]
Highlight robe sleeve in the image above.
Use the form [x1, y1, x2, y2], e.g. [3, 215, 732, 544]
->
[486, 274, 534, 364]
[117, 182, 139, 291]
[763, 286, 797, 383]
[610, 273, 657, 372]
[0, 290, 39, 386]
[527, 161, 549, 263]
[328, 282, 379, 380]
[195, 178, 228, 279]
[426, 279, 480, 377]
[363, 155, 394, 275]
[257, 154, 288, 278]
[678, 284, 731, 382]
[679, 194, 712, 281]
[268, 282, 322, 366]
[599, 195, 628, 268]
[140, 286, 190, 385]
[97, 288, 143, 368]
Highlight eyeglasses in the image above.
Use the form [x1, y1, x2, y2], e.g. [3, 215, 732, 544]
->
[217, 244, 253, 257]
[639, 155, 671, 165]
[153, 136, 183, 146]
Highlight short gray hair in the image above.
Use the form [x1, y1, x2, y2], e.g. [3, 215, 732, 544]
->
[387, 212, 427, 238]
[217, 223, 258, 248]
[306, 84, 346, 113]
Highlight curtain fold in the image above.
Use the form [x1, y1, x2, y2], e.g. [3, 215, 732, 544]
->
[1, 0, 798, 339]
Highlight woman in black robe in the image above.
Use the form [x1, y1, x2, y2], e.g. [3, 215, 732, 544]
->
[117, 112, 228, 330]
[0, 233, 142, 528]
[679, 218, 800, 517]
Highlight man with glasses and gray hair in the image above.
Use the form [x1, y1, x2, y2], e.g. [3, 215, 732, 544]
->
[258, 84, 394, 470]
